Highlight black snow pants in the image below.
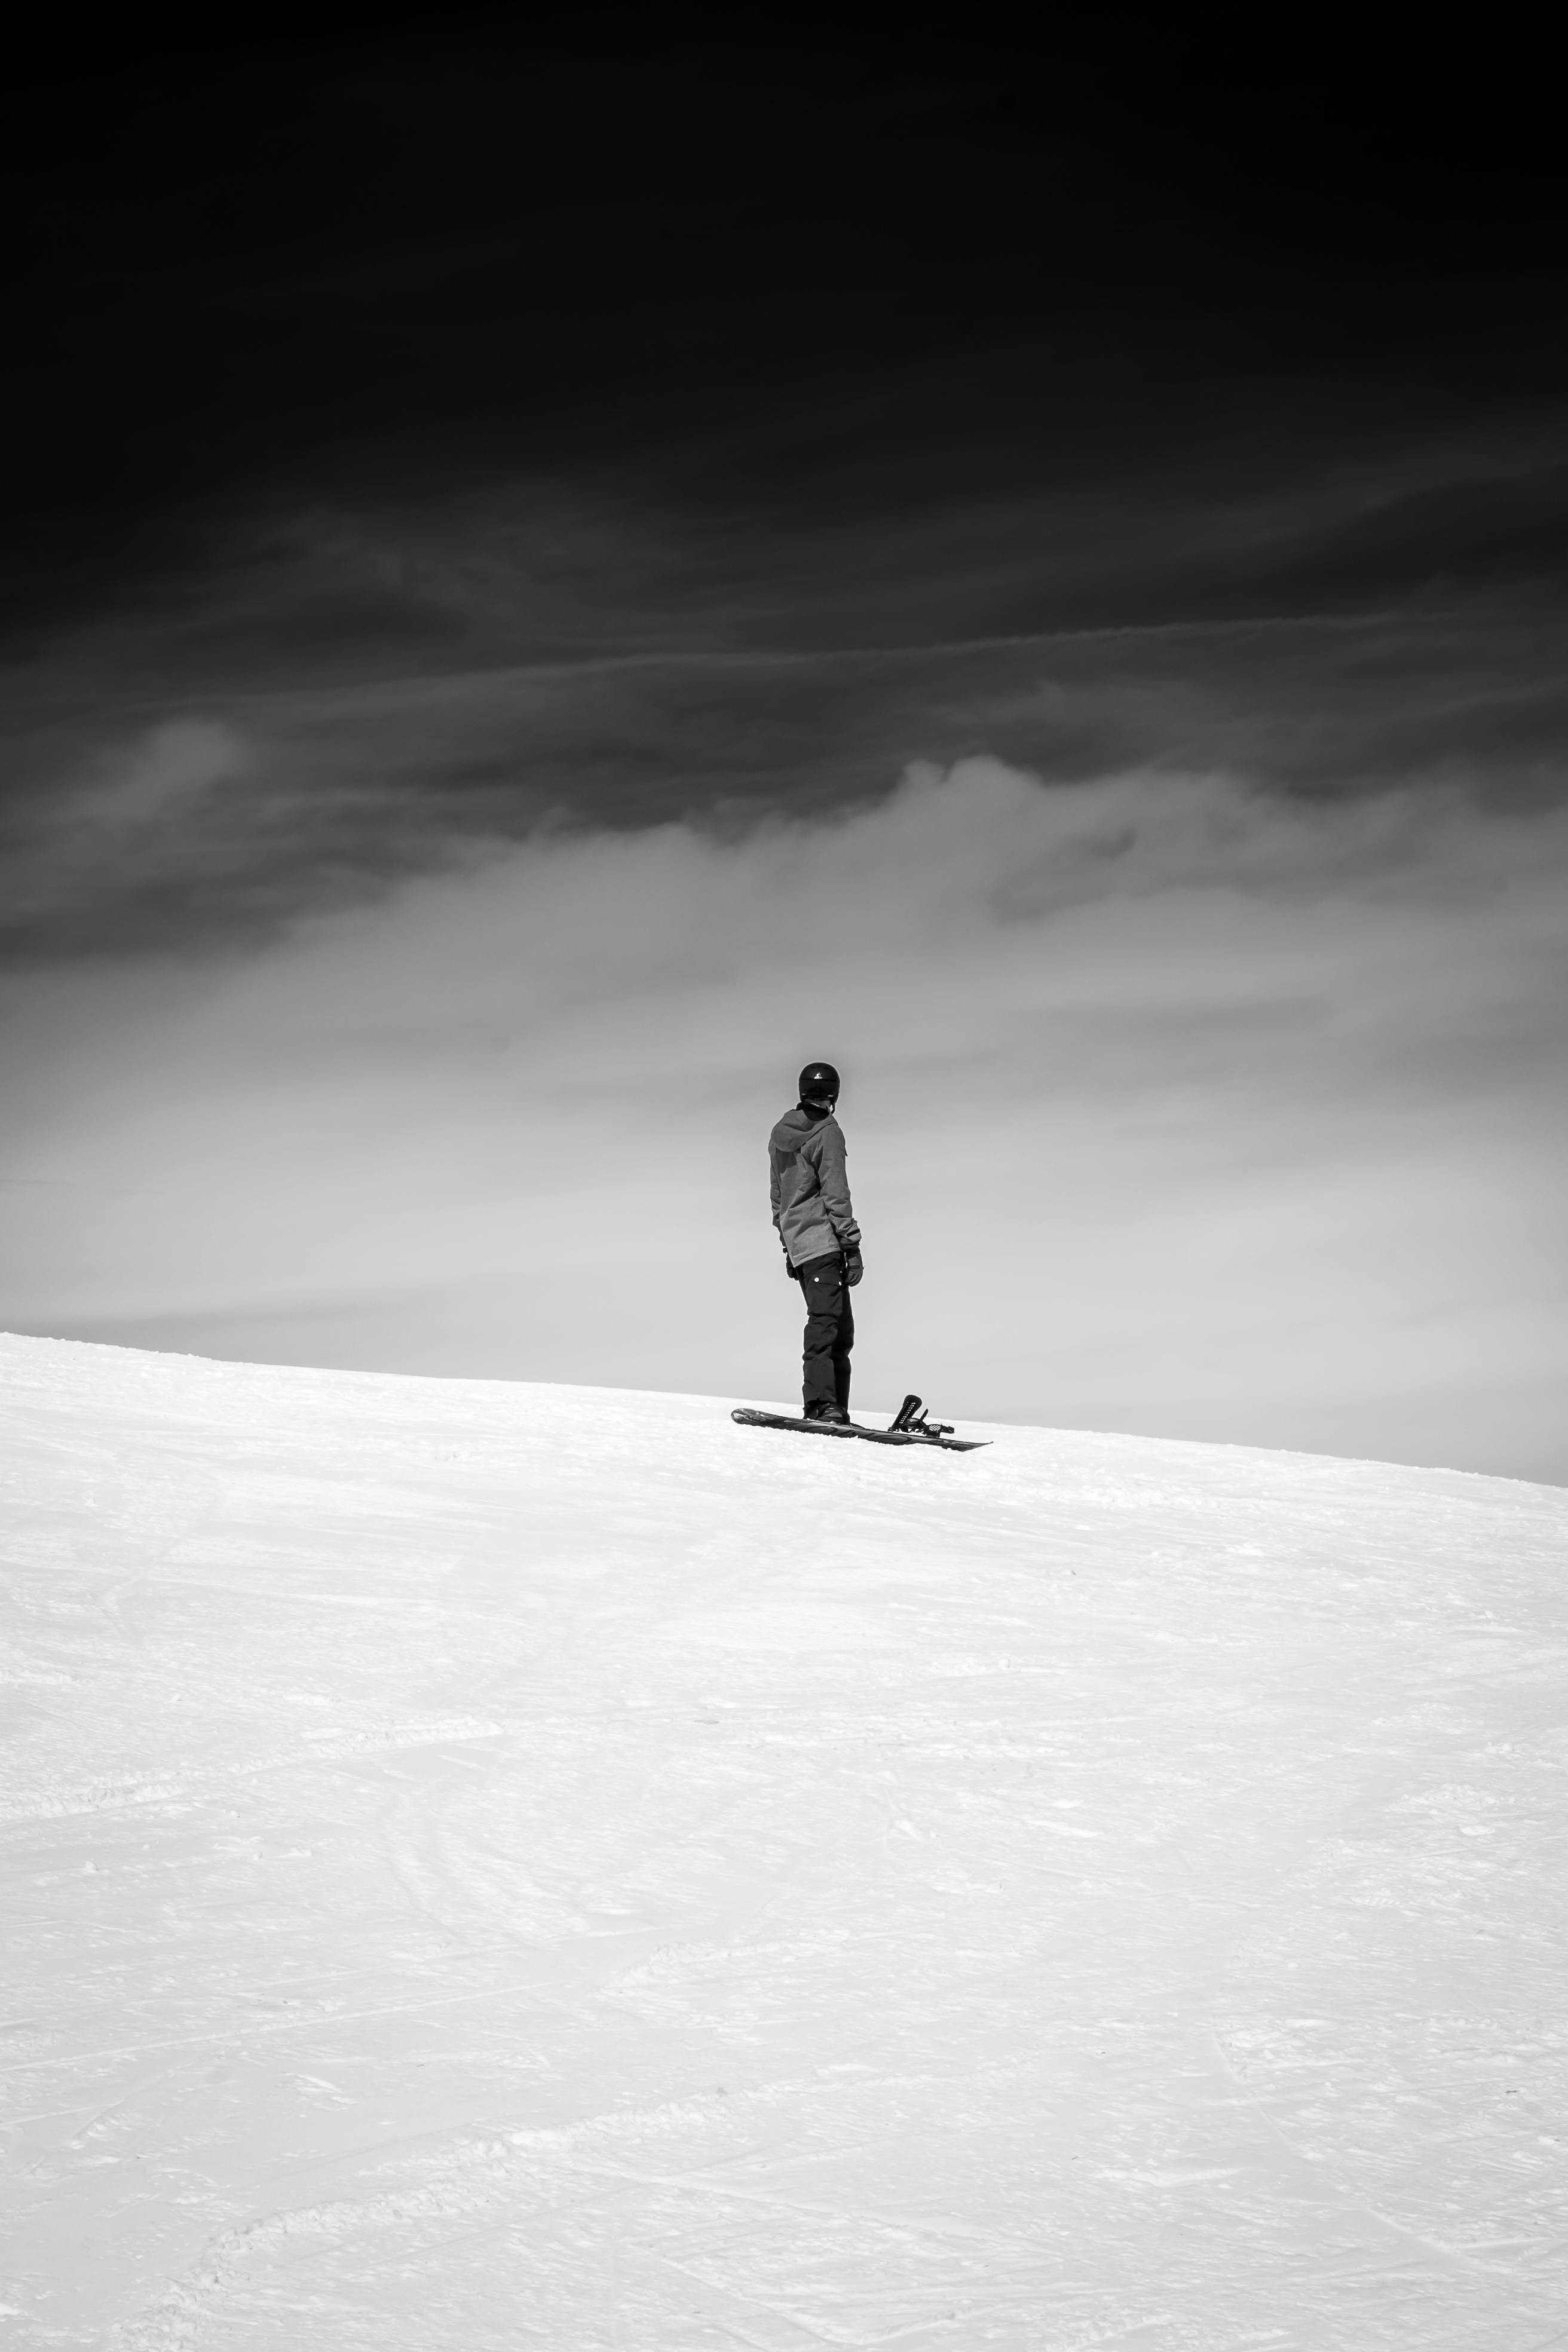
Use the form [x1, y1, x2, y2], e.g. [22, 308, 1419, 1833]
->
[797, 1251, 855, 1413]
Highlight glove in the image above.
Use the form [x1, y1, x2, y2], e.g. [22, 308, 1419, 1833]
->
[844, 1245, 863, 1288]
[784, 1254, 800, 1281]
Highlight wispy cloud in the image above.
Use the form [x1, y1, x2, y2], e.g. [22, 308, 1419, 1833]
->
[4, 756, 1564, 1478]
[4, 590, 1565, 965]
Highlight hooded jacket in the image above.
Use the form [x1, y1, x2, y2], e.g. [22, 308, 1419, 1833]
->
[770, 1103, 862, 1269]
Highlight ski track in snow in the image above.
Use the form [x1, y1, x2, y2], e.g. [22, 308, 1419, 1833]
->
[1, 1333, 1566, 2350]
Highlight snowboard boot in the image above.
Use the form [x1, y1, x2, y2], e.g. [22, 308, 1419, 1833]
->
[804, 1401, 852, 1425]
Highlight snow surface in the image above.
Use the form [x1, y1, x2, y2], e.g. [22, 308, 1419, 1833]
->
[3, 1334, 1566, 2351]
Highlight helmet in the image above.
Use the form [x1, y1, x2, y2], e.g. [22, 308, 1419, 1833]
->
[798, 1061, 840, 1106]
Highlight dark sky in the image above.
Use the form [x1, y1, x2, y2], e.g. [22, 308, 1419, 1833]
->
[5, 30, 1566, 960]
[11, 32, 1567, 629]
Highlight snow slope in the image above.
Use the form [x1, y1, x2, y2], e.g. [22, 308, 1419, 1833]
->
[2, 1334, 1566, 2351]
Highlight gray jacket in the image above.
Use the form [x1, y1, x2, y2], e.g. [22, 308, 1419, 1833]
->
[770, 1104, 861, 1268]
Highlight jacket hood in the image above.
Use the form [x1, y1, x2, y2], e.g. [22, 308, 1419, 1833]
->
[770, 1102, 835, 1152]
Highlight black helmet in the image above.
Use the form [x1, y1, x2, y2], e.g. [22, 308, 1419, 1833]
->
[798, 1061, 840, 1106]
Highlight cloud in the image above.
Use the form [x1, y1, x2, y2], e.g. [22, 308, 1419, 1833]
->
[3, 755, 1564, 1480]
[1, 718, 258, 944]
[5, 566, 1566, 968]
[78, 716, 250, 828]
[2, 393, 1564, 981]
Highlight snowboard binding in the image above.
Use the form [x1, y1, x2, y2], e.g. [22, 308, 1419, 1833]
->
[889, 1392, 954, 1439]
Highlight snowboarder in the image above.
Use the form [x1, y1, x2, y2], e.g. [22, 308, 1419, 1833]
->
[769, 1061, 863, 1425]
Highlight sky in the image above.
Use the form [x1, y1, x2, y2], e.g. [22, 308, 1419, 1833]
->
[4, 32, 1566, 1479]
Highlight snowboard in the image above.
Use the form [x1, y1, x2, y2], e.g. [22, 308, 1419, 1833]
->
[731, 1394, 988, 1453]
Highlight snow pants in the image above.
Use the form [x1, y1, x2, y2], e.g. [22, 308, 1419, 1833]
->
[797, 1251, 855, 1413]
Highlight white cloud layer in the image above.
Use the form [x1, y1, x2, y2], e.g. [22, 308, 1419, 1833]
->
[4, 754, 1565, 1478]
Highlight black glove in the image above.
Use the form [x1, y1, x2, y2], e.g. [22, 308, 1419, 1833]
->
[844, 1245, 863, 1287]
[784, 1254, 800, 1281]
